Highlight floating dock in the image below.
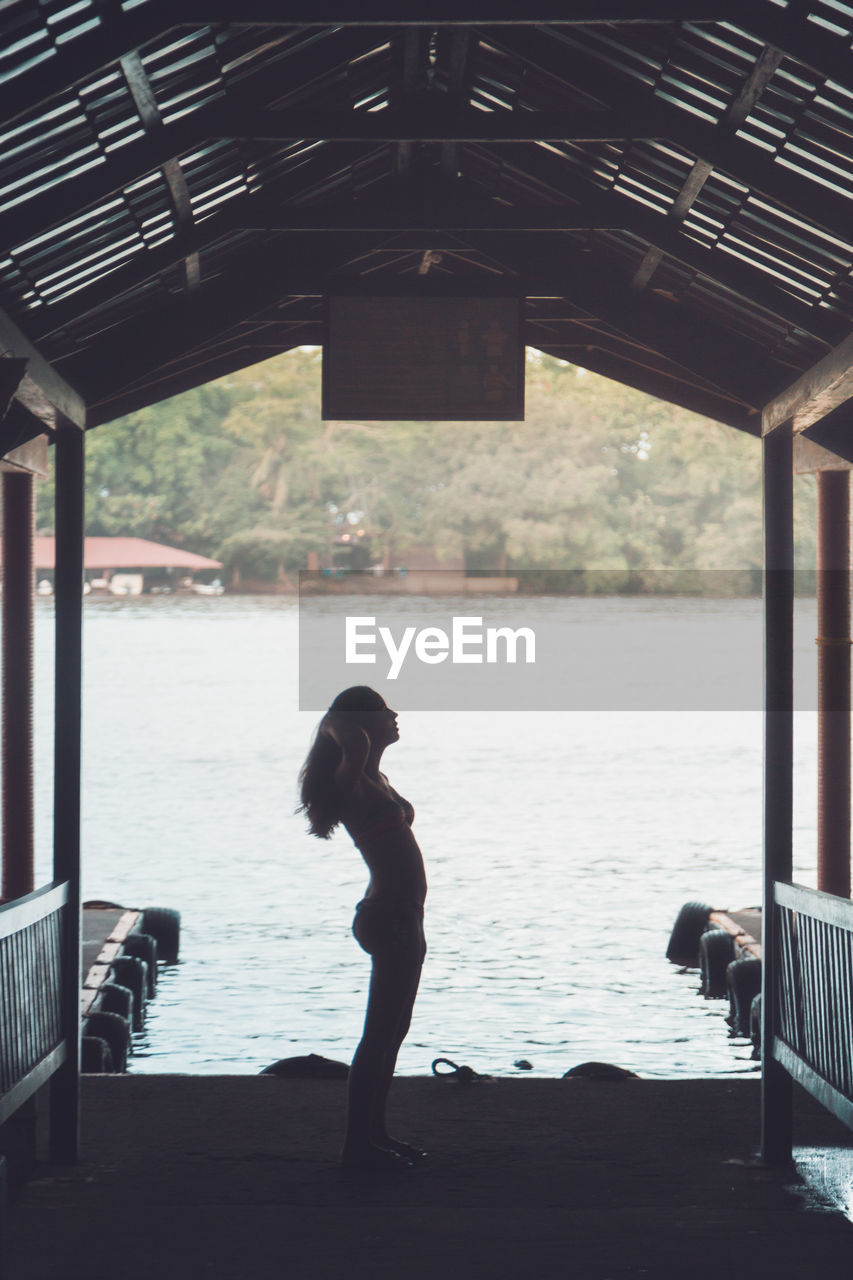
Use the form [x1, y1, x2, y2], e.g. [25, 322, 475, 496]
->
[667, 901, 764, 1047]
[79, 902, 180, 1073]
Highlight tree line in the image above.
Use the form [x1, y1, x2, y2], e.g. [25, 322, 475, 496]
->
[35, 348, 819, 591]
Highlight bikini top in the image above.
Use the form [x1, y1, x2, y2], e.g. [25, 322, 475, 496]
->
[349, 788, 415, 845]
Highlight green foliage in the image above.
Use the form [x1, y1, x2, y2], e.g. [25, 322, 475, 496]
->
[35, 346, 819, 588]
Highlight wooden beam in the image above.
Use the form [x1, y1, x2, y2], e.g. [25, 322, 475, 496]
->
[633, 44, 783, 292]
[0, 403, 51, 461]
[0, 28, 386, 252]
[0, 93, 676, 249]
[440, 30, 475, 177]
[234, 193, 611, 230]
[485, 143, 848, 345]
[762, 332, 853, 435]
[56, 242, 346, 404]
[736, 1, 853, 94]
[0, 360, 28, 418]
[794, 434, 853, 475]
[28, 166, 846, 355]
[49, 423, 84, 1165]
[467, 231, 803, 406]
[218, 102, 672, 142]
[0, 309, 85, 430]
[526, 309, 745, 398]
[0, 436, 49, 479]
[120, 52, 199, 294]
[78, 224, 793, 411]
[392, 29, 429, 177]
[533, 344, 755, 432]
[52, 216, 803, 415]
[0, 0, 176, 135]
[28, 224, 382, 344]
[87, 331, 319, 427]
[175, 1, 743, 23]
[491, 27, 853, 248]
[802, 401, 853, 469]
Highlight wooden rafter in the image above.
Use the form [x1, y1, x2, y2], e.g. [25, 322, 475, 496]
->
[490, 27, 853, 248]
[536, 343, 754, 432]
[471, 231, 797, 405]
[393, 29, 430, 177]
[0, 0, 176, 135]
[56, 239, 375, 402]
[0, 309, 85, 430]
[763, 331, 853, 435]
[631, 43, 784, 293]
[0, 27, 386, 252]
[120, 52, 200, 294]
[440, 29, 475, 177]
[735, 1, 853, 93]
[173, 1, 746, 24]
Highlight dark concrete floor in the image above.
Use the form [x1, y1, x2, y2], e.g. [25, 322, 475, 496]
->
[3, 1075, 853, 1280]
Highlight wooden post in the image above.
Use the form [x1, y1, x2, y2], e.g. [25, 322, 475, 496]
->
[1, 471, 34, 902]
[48, 424, 84, 1164]
[816, 469, 851, 898]
[761, 420, 794, 1165]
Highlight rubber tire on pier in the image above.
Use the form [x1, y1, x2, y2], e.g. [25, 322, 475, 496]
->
[750, 993, 762, 1058]
[84, 1011, 130, 1072]
[699, 928, 736, 998]
[81, 1036, 114, 1074]
[140, 907, 181, 964]
[122, 932, 158, 997]
[666, 902, 713, 966]
[95, 981, 133, 1022]
[111, 956, 147, 1030]
[726, 957, 763, 1038]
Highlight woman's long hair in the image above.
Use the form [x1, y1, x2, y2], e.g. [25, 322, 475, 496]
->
[298, 686, 386, 838]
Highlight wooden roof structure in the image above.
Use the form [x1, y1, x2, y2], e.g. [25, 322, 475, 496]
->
[4, 2, 853, 1173]
[1, 2, 853, 454]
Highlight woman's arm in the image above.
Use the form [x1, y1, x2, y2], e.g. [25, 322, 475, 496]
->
[319, 712, 370, 797]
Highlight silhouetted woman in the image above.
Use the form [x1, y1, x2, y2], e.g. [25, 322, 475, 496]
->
[299, 686, 427, 1171]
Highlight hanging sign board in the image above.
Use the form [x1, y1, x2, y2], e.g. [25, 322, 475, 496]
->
[322, 295, 524, 421]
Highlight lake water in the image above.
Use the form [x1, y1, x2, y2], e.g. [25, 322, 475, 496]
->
[30, 594, 825, 1079]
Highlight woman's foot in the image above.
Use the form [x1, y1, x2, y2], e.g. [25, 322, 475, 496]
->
[340, 1142, 414, 1173]
[386, 1137, 428, 1160]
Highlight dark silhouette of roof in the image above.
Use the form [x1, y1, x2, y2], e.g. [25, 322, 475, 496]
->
[1, 4, 852, 454]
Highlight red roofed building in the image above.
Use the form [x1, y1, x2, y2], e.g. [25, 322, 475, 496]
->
[23, 537, 223, 595]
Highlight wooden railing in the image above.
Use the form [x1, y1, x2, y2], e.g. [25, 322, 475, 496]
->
[773, 880, 853, 1132]
[0, 881, 69, 1125]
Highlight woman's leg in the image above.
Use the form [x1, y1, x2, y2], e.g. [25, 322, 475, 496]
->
[343, 947, 420, 1164]
[368, 956, 424, 1150]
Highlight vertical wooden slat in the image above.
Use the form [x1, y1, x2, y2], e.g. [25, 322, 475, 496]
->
[816, 469, 852, 900]
[1, 471, 35, 903]
[0, 902, 68, 1114]
[799, 916, 816, 1069]
[49, 424, 84, 1165]
[0, 936, 9, 1090]
[836, 925, 848, 1093]
[828, 924, 843, 1091]
[762, 419, 794, 1164]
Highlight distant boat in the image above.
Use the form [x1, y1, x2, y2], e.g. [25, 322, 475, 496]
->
[191, 579, 224, 596]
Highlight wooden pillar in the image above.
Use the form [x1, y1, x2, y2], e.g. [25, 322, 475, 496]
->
[816, 469, 851, 898]
[761, 420, 794, 1166]
[49, 424, 84, 1164]
[1, 471, 34, 902]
